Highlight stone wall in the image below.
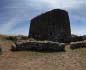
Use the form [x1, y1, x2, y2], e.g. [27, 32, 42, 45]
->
[11, 41, 65, 52]
[71, 36, 83, 42]
[70, 42, 86, 50]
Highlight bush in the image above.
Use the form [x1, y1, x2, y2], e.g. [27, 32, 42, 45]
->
[6, 36, 17, 42]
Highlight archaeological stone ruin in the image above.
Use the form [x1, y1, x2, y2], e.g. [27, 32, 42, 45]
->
[29, 9, 71, 42]
[11, 41, 65, 52]
[12, 9, 72, 52]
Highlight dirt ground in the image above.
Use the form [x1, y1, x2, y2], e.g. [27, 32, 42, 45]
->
[0, 41, 86, 70]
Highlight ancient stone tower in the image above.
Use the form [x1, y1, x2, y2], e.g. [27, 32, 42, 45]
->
[29, 9, 71, 42]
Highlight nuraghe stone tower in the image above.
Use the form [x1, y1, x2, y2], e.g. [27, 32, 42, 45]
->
[29, 9, 71, 42]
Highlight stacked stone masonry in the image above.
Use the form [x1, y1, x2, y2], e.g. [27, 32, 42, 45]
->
[29, 9, 71, 43]
[11, 41, 65, 52]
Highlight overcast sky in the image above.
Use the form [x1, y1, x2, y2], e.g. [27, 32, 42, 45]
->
[0, 0, 86, 36]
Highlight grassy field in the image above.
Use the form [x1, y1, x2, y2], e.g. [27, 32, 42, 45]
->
[0, 37, 86, 70]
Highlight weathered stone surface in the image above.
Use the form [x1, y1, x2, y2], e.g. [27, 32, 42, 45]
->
[29, 9, 71, 43]
[71, 36, 83, 42]
[70, 42, 86, 50]
[11, 41, 65, 52]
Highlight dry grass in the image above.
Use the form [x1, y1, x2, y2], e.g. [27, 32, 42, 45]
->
[0, 40, 86, 70]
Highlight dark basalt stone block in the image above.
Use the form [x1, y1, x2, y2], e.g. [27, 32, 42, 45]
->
[29, 9, 71, 43]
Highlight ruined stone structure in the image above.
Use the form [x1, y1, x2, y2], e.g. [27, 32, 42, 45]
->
[29, 9, 71, 42]
[11, 41, 65, 52]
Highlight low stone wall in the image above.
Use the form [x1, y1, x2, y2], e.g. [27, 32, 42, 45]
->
[70, 42, 86, 50]
[71, 36, 83, 42]
[11, 41, 65, 52]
